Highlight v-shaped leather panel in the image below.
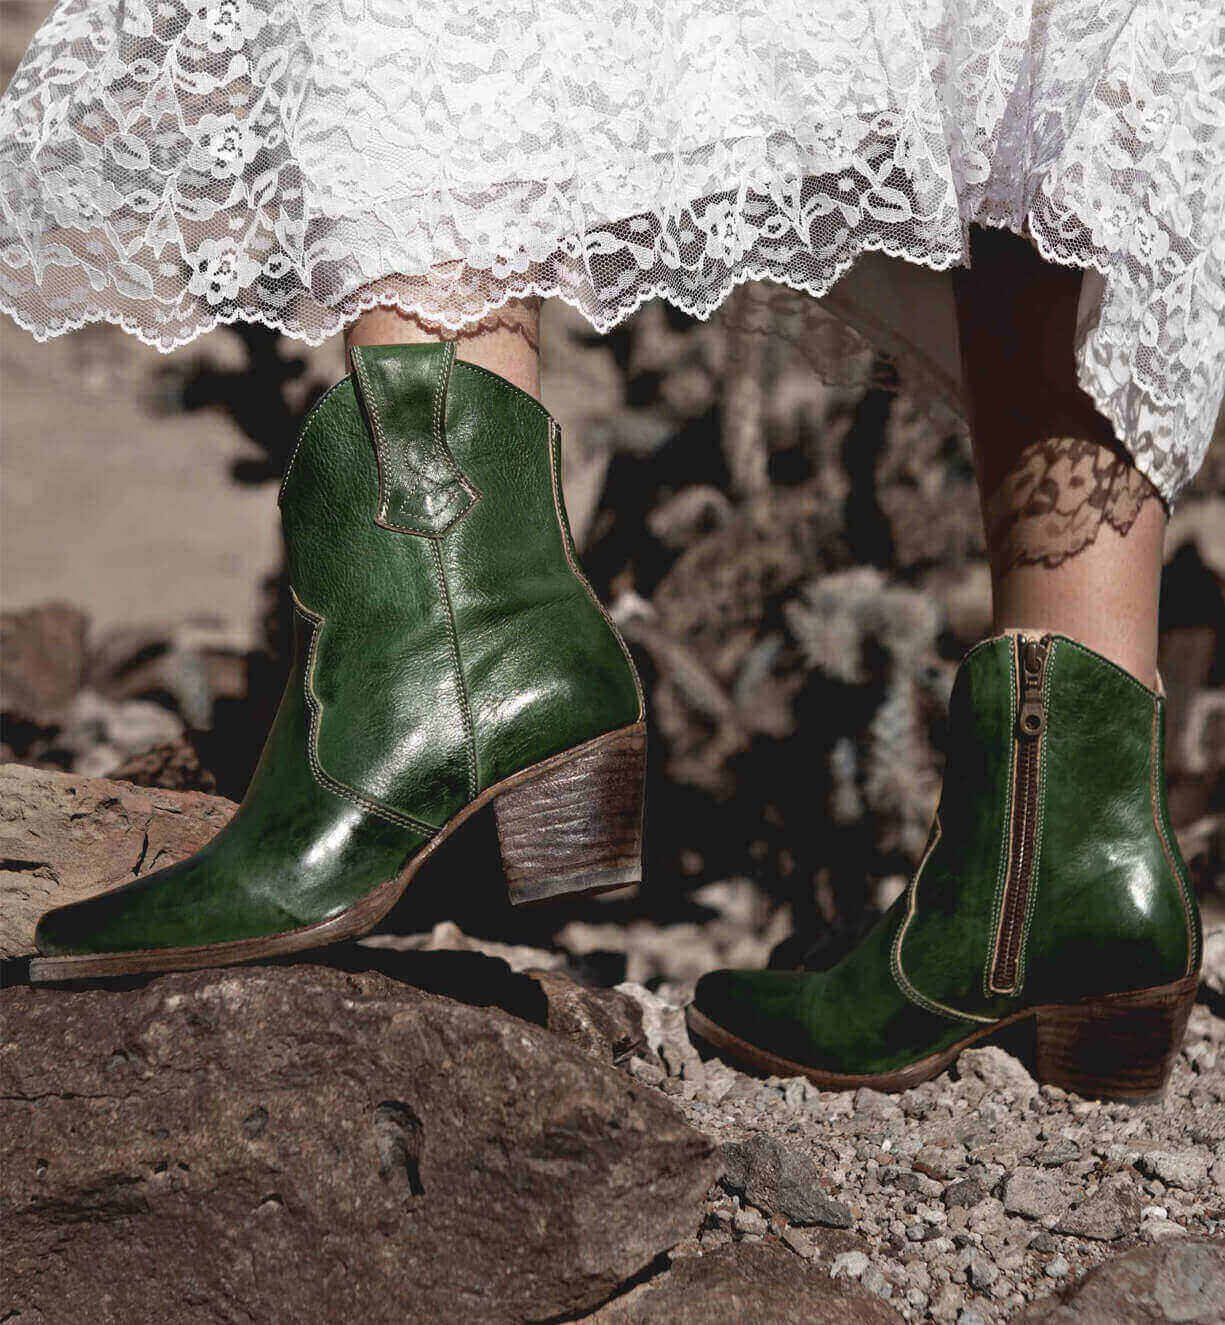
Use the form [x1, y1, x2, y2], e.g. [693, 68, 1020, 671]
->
[350, 341, 478, 537]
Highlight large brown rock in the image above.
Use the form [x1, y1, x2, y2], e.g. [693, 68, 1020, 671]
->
[580, 1241, 903, 1324]
[1018, 1238, 1225, 1324]
[0, 964, 719, 1324]
[0, 762, 235, 958]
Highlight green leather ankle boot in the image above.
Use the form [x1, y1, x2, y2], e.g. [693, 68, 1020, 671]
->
[689, 634, 1201, 1100]
[32, 343, 644, 981]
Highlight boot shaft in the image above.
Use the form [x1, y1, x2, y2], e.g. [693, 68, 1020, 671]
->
[277, 342, 642, 829]
[896, 634, 1200, 1022]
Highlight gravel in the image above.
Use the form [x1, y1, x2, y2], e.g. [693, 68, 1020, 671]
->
[383, 914, 1225, 1323]
[619, 984, 1225, 1323]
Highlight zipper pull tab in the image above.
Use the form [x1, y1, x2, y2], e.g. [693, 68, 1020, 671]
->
[1017, 637, 1049, 738]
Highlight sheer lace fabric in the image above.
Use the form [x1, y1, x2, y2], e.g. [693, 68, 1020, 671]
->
[1, 0, 1222, 504]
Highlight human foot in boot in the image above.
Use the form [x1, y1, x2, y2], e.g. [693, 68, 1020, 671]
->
[32, 343, 644, 981]
[689, 633, 1200, 1101]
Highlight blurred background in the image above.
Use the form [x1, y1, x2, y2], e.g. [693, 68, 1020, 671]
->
[3, 1, 1223, 988]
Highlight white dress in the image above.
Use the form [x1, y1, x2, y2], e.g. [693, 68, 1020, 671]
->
[1, 0, 1222, 506]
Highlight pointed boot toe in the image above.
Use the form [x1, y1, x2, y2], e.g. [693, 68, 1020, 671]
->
[34, 892, 117, 960]
[689, 635, 1201, 1101]
[690, 968, 797, 1056]
[31, 343, 645, 982]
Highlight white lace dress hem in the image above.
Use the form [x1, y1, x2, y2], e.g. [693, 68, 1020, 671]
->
[2, 0, 1222, 506]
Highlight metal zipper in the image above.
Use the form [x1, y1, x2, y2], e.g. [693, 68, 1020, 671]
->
[988, 634, 1051, 995]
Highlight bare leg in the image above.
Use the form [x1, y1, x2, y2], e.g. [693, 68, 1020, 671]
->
[952, 227, 1164, 685]
[345, 298, 542, 401]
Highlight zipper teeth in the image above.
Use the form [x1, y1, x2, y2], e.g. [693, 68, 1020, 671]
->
[992, 739, 1040, 990]
[989, 637, 1048, 995]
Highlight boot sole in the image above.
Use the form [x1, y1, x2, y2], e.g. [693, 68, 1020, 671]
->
[686, 973, 1199, 1101]
[29, 723, 646, 983]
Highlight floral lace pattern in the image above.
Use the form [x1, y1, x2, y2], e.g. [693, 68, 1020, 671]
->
[1, 1, 1222, 504]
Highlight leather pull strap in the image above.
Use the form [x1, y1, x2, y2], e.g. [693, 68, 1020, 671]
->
[349, 341, 478, 537]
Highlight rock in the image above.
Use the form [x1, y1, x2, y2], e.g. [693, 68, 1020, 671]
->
[1045, 1256, 1070, 1278]
[107, 737, 218, 792]
[528, 971, 647, 1065]
[86, 620, 249, 727]
[967, 1255, 999, 1289]
[1055, 1174, 1142, 1241]
[787, 1226, 869, 1264]
[882, 1168, 926, 1193]
[699, 1057, 742, 1102]
[1018, 1238, 1225, 1323]
[1034, 1139, 1080, 1168]
[721, 1135, 854, 1228]
[1002, 1168, 1070, 1223]
[0, 602, 89, 726]
[365, 919, 569, 974]
[58, 689, 187, 778]
[580, 1240, 903, 1323]
[778, 1225, 816, 1258]
[861, 1263, 892, 1298]
[830, 1251, 870, 1279]
[1, 965, 719, 1324]
[931, 1282, 967, 1322]
[1138, 1149, 1211, 1191]
[627, 1056, 667, 1087]
[855, 1087, 904, 1120]
[1202, 927, 1225, 1000]
[914, 1143, 964, 1180]
[617, 981, 705, 1080]
[967, 1195, 1007, 1232]
[944, 1177, 989, 1209]
[0, 762, 236, 959]
[955, 1046, 1039, 1103]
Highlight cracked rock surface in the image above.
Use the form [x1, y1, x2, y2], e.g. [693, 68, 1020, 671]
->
[0, 762, 234, 959]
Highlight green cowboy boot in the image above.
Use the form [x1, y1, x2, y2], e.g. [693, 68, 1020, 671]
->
[31, 343, 644, 981]
[689, 633, 1201, 1100]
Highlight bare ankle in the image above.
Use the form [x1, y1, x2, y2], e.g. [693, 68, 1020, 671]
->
[345, 299, 542, 400]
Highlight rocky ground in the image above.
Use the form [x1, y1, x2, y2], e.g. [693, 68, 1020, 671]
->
[3, 768, 1224, 1323]
[383, 917, 1225, 1324]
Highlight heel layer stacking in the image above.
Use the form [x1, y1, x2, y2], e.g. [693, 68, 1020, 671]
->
[495, 724, 645, 906]
[1034, 975, 1199, 1101]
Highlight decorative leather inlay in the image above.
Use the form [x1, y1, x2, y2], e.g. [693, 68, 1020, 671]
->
[291, 588, 438, 835]
[350, 342, 479, 537]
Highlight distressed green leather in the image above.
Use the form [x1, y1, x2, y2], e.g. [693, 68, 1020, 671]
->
[693, 634, 1201, 1076]
[37, 343, 642, 958]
